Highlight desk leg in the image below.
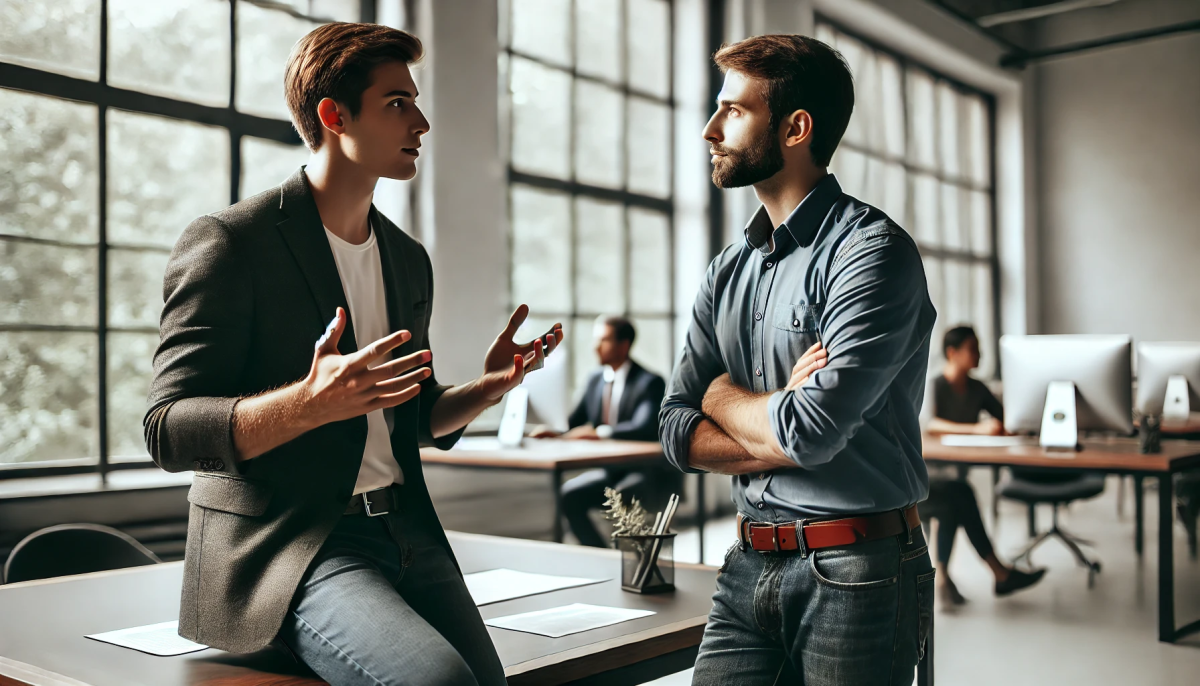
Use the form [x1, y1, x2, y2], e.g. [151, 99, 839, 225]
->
[552, 468, 565, 544]
[696, 472, 706, 564]
[1134, 475, 1144, 556]
[1159, 474, 1175, 642]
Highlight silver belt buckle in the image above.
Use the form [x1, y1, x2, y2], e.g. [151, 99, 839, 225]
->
[362, 490, 388, 517]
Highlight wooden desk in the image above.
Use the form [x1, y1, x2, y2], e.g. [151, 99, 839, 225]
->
[922, 435, 1200, 643]
[421, 439, 709, 559]
[0, 532, 717, 686]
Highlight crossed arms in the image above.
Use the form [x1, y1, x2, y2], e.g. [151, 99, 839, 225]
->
[658, 231, 931, 477]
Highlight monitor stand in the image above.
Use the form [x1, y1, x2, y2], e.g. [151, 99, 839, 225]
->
[1162, 374, 1191, 428]
[1039, 380, 1080, 451]
[498, 387, 529, 448]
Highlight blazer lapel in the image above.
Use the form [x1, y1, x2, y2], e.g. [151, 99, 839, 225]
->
[275, 167, 358, 355]
[586, 374, 605, 427]
[616, 363, 644, 423]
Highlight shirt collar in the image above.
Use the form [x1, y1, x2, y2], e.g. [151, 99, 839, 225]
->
[743, 174, 843, 255]
[603, 360, 633, 384]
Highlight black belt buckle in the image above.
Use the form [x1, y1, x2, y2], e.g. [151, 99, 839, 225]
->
[361, 489, 390, 517]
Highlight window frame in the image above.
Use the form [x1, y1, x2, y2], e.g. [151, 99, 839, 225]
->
[0, 0, 377, 480]
[501, 0, 678, 395]
[816, 16, 1002, 379]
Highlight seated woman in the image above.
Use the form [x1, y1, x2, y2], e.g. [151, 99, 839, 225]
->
[924, 326, 1045, 604]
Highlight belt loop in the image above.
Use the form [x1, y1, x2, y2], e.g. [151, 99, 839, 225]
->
[738, 516, 748, 552]
[902, 509, 913, 545]
[796, 519, 809, 559]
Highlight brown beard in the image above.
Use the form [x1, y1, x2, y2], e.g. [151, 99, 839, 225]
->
[711, 123, 785, 189]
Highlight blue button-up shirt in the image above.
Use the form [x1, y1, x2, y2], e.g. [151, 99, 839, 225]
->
[660, 175, 936, 521]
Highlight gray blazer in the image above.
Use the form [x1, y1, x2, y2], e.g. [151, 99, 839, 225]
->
[144, 168, 463, 653]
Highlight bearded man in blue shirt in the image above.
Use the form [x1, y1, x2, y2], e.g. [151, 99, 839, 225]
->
[660, 35, 937, 685]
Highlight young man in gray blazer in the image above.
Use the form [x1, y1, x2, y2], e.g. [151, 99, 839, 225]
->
[145, 23, 561, 685]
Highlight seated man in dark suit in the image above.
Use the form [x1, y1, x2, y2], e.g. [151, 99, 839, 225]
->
[534, 316, 679, 546]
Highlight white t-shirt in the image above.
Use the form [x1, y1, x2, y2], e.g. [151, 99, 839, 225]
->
[324, 224, 404, 494]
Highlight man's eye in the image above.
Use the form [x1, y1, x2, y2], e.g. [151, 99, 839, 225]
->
[390, 100, 403, 108]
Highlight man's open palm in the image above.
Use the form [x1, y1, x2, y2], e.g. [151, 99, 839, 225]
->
[477, 304, 564, 401]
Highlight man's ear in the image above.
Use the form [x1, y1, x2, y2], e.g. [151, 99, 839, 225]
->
[316, 97, 345, 135]
[781, 109, 814, 149]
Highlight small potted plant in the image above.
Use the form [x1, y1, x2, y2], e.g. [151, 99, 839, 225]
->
[602, 488, 676, 594]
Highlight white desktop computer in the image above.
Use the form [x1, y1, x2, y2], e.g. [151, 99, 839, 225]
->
[999, 334, 1133, 449]
[1136, 342, 1200, 428]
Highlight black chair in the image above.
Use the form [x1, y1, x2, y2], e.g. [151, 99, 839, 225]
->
[998, 470, 1106, 587]
[3, 523, 160, 584]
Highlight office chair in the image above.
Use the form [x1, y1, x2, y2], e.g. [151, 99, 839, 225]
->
[998, 469, 1106, 588]
[2, 523, 160, 584]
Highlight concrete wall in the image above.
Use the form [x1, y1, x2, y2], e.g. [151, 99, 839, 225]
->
[1033, 1, 1200, 343]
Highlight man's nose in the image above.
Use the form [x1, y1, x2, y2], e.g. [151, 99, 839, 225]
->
[702, 114, 721, 144]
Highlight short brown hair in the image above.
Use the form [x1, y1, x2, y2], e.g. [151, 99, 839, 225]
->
[599, 315, 636, 344]
[285, 23, 424, 150]
[714, 35, 854, 167]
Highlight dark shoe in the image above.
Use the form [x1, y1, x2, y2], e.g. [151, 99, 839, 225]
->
[937, 578, 967, 605]
[995, 567, 1046, 597]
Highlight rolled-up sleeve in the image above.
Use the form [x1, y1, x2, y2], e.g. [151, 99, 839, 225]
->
[659, 258, 727, 474]
[768, 227, 932, 468]
[145, 216, 251, 476]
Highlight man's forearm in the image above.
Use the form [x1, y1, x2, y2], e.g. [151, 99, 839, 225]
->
[429, 379, 497, 439]
[686, 419, 786, 475]
[703, 380, 791, 464]
[232, 383, 317, 461]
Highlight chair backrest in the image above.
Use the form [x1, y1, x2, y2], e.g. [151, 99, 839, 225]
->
[3, 524, 160, 584]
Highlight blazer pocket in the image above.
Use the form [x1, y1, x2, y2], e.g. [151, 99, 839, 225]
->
[188, 473, 273, 517]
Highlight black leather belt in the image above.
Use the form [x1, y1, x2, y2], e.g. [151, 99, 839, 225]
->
[344, 485, 402, 517]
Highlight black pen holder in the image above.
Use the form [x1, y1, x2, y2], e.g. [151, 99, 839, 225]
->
[615, 534, 675, 594]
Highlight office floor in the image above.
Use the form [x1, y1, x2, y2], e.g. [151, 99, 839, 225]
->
[428, 466, 1200, 686]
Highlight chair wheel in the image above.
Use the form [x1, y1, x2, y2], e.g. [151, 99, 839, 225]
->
[1093, 562, 1101, 574]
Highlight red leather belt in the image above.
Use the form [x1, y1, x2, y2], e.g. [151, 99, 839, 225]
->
[737, 505, 921, 553]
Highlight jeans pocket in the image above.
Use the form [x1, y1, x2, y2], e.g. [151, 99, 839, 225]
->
[809, 540, 900, 590]
[915, 569, 936, 659]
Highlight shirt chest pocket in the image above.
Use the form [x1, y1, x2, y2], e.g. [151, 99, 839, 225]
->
[772, 301, 822, 334]
[770, 302, 823, 362]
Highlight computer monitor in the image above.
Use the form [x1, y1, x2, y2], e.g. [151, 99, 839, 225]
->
[1136, 342, 1200, 424]
[520, 336, 571, 432]
[1000, 334, 1133, 448]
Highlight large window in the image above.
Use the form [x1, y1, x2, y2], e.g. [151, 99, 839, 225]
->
[817, 21, 999, 378]
[0, 0, 371, 476]
[500, 0, 676, 396]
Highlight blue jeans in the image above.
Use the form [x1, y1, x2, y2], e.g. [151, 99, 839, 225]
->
[692, 526, 935, 685]
[278, 507, 506, 686]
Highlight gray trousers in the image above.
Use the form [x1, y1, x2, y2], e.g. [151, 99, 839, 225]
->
[278, 506, 506, 686]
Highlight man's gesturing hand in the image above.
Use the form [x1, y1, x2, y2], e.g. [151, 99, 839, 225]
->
[475, 304, 565, 402]
[300, 307, 432, 424]
[786, 342, 827, 391]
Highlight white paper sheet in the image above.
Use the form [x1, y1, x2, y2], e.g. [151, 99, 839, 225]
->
[85, 620, 207, 656]
[939, 435, 1034, 448]
[484, 603, 655, 638]
[464, 568, 606, 606]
